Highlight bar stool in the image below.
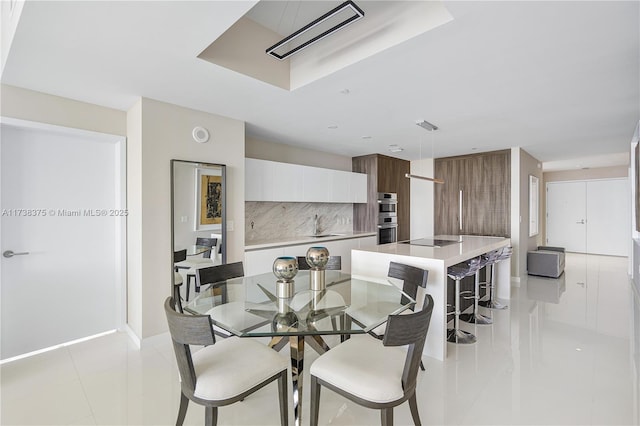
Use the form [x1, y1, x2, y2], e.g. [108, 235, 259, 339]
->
[447, 256, 482, 344]
[479, 246, 512, 310]
[460, 253, 493, 325]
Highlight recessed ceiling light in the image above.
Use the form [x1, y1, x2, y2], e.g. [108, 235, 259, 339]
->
[328, 125, 338, 129]
[388, 144, 403, 152]
[361, 135, 372, 139]
[340, 89, 350, 95]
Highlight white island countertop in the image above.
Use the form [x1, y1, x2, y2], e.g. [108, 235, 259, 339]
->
[355, 235, 510, 267]
[351, 234, 511, 361]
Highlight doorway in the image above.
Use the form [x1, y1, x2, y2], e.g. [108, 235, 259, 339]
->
[546, 179, 629, 256]
[1, 118, 126, 360]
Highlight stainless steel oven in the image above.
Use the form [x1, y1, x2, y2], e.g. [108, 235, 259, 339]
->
[377, 192, 397, 215]
[377, 223, 398, 244]
[377, 193, 398, 244]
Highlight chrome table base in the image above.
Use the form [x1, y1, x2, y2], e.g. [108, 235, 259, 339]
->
[459, 311, 493, 324]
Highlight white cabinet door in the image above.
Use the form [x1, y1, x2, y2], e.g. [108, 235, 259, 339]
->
[350, 172, 368, 203]
[245, 158, 265, 201]
[329, 170, 351, 203]
[244, 247, 284, 276]
[266, 161, 303, 202]
[303, 166, 330, 202]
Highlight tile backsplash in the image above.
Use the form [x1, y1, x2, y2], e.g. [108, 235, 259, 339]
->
[245, 202, 353, 243]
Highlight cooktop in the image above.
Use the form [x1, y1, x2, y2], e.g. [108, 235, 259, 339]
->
[401, 238, 462, 247]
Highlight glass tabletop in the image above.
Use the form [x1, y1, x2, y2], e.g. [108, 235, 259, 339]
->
[183, 270, 415, 337]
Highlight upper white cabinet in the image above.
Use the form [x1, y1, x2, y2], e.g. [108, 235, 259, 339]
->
[246, 158, 367, 203]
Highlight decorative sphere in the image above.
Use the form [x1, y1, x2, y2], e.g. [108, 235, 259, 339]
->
[306, 246, 329, 270]
[273, 256, 298, 281]
[272, 311, 299, 333]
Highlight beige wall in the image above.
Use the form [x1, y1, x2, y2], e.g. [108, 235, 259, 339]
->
[246, 136, 352, 171]
[544, 165, 628, 182]
[519, 149, 543, 277]
[0, 85, 126, 135]
[128, 97, 245, 339]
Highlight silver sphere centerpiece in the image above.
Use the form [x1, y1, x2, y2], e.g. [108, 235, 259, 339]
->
[306, 246, 329, 291]
[306, 246, 330, 270]
[273, 256, 298, 298]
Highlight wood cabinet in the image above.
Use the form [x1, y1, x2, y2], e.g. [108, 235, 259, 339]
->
[435, 150, 510, 237]
[352, 154, 410, 241]
[245, 158, 367, 203]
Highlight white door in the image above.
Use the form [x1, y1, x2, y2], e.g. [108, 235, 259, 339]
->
[546, 181, 587, 252]
[585, 179, 629, 256]
[546, 179, 629, 256]
[1, 120, 125, 360]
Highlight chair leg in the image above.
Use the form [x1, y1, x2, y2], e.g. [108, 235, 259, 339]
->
[185, 276, 191, 302]
[310, 376, 321, 426]
[381, 407, 393, 426]
[176, 392, 189, 426]
[173, 285, 183, 314]
[278, 371, 289, 426]
[205, 406, 217, 426]
[408, 392, 422, 426]
[419, 360, 425, 371]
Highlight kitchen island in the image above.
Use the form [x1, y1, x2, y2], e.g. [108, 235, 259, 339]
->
[351, 235, 511, 361]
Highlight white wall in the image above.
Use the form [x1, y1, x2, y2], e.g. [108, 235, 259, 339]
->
[410, 158, 434, 239]
[1, 1, 26, 75]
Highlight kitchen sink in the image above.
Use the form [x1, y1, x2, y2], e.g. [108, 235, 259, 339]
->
[307, 234, 343, 238]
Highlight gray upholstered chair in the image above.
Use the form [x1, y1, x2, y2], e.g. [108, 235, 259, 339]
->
[195, 262, 251, 338]
[309, 294, 434, 426]
[173, 249, 187, 313]
[164, 297, 289, 426]
[176, 237, 218, 300]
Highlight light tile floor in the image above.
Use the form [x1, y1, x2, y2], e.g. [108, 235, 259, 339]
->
[2, 253, 638, 425]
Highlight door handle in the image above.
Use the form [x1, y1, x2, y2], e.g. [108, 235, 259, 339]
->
[3, 250, 30, 258]
[459, 189, 463, 231]
[576, 219, 585, 224]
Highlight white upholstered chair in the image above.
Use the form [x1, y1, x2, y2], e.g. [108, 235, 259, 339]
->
[310, 294, 434, 426]
[164, 297, 289, 426]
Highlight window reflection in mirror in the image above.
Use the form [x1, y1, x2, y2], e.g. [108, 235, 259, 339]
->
[171, 160, 227, 296]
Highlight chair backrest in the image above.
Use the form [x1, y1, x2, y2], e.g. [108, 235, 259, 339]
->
[387, 261, 428, 306]
[296, 256, 342, 271]
[383, 294, 434, 394]
[196, 261, 244, 288]
[174, 249, 187, 263]
[195, 237, 218, 259]
[164, 297, 216, 394]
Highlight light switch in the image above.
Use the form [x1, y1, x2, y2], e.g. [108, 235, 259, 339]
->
[227, 220, 234, 231]
[180, 216, 188, 223]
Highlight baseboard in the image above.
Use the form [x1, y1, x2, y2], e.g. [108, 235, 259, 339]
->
[123, 324, 141, 349]
[123, 325, 170, 350]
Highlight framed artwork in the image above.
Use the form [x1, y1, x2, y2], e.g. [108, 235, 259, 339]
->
[195, 168, 223, 231]
[529, 175, 539, 237]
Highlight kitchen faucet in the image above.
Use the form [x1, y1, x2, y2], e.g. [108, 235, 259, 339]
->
[313, 214, 319, 236]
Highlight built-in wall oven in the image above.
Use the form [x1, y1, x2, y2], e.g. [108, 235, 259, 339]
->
[377, 192, 398, 244]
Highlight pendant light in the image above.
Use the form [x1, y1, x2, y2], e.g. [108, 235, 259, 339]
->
[405, 120, 444, 184]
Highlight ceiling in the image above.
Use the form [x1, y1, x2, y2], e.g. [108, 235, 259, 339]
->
[2, 1, 639, 169]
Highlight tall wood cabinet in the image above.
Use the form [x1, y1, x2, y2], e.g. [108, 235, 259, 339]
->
[352, 154, 410, 241]
[435, 150, 511, 237]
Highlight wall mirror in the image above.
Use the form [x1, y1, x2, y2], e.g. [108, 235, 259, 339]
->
[529, 175, 539, 237]
[171, 160, 227, 290]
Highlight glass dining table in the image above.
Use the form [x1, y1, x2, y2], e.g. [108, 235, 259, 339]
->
[183, 269, 415, 426]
